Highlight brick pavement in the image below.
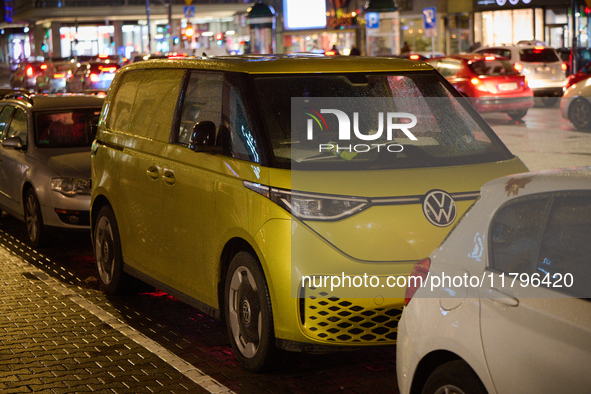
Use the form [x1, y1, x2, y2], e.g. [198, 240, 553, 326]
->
[0, 218, 400, 394]
[0, 245, 225, 393]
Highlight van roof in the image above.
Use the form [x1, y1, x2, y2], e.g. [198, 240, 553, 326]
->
[121, 54, 434, 74]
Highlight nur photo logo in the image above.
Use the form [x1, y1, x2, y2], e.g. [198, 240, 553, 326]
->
[303, 107, 418, 154]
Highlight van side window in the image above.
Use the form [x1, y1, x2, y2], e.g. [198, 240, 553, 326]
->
[129, 69, 184, 142]
[0, 106, 16, 140]
[106, 70, 142, 133]
[222, 85, 260, 163]
[178, 72, 222, 145]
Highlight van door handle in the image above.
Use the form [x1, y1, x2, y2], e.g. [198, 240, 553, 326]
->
[163, 170, 175, 185]
[488, 287, 519, 307]
[146, 166, 159, 180]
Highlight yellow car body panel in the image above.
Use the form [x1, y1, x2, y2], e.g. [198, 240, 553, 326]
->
[91, 55, 529, 354]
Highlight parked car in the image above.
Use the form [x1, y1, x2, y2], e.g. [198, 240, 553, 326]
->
[397, 168, 591, 394]
[557, 47, 591, 75]
[0, 93, 104, 247]
[90, 55, 527, 372]
[429, 54, 533, 120]
[564, 61, 591, 90]
[560, 77, 591, 130]
[473, 44, 566, 106]
[65, 62, 120, 93]
[10, 61, 48, 90]
[35, 61, 79, 93]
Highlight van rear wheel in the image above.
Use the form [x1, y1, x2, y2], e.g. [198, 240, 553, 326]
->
[225, 251, 281, 372]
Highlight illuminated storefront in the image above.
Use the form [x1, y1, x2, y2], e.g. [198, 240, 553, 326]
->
[282, 0, 360, 55]
[473, 0, 571, 47]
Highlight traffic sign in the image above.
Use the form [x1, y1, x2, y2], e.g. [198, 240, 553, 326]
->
[423, 7, 436, 29]
[422, 7, 436, 38]
[366, 12, 379, 29]
[184, 5, 195, 18]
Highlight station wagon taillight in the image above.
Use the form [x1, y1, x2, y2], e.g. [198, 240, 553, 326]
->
[514, 62, 523, 72]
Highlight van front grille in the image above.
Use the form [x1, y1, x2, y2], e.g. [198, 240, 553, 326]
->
[300, 286, 402, 344]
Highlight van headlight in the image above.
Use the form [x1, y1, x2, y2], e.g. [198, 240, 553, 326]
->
[244, 181, 369, 221]
[51, 178, 91, 196]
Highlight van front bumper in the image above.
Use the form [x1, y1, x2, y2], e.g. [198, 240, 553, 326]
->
[255, 218, 412, 347]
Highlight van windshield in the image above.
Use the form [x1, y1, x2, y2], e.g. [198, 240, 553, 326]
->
[253, 72, 513, 170]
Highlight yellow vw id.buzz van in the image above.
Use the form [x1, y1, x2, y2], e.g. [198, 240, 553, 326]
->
[90, 55, 527, 371]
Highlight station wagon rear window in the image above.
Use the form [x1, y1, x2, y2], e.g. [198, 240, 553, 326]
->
[253, 72, 513, 170]
[35, 110, 101, 148]
[519, 48, 560, 63]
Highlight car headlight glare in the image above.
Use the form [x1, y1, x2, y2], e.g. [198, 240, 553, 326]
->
[244, 181, 369, 221]
[51, 178, 91, 196]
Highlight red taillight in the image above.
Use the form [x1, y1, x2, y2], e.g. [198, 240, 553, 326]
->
[325, 50, 337, 56]
[40, 64, 48, 70]
[26, 66, 33, 77]
[90, 73, 101, 82]
[484, 55, 496, 61]
[98, 66, 117, 73]
[409, 54, 420, 60]
[561, 62, 568, 72]
[404, 258, 431, 306]
[470, 77, 481, 85]
[53, 72, 66, 78]
[98, 54, 108, 59]
[514, 62, 523, 72]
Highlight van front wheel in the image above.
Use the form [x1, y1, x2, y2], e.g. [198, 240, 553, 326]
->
[225, 251, 280, 372]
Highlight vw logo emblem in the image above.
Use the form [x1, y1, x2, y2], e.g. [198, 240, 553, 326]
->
[423, 190, 457, 227]
[241, 299, 251, 326]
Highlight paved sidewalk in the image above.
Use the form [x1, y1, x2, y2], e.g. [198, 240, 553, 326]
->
[0, 245, 225, 393]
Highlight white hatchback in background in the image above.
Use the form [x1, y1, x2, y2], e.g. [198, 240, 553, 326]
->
[397, 168, 591, 394]
[473, 44, 567, 106]
[560, 77, 591, 130]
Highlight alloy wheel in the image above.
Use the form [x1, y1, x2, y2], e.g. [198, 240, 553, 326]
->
[95, 215, 115, 285]
[228, 265, 262, 359]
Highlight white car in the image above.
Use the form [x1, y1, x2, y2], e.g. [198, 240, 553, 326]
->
[397, 168, 591, 394]
[560, 77, 591, 130]
[473, 44, 566, 106]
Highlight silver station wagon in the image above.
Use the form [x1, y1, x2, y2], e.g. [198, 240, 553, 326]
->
[0, 93, 104, 247]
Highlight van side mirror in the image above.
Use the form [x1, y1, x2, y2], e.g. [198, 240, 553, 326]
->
[2, 136, 25, 150]
[189, 121, 222, 153]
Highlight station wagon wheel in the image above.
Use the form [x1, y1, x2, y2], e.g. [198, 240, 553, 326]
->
[540, 97, 559, 107]
[24, 188, 46, 248]
[507, 108, 528, 121]
[94, 205, 129, 294]
[422, 360, 487, 394]
[569, 99, 591, 130]
[225, 251, 281, 372]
